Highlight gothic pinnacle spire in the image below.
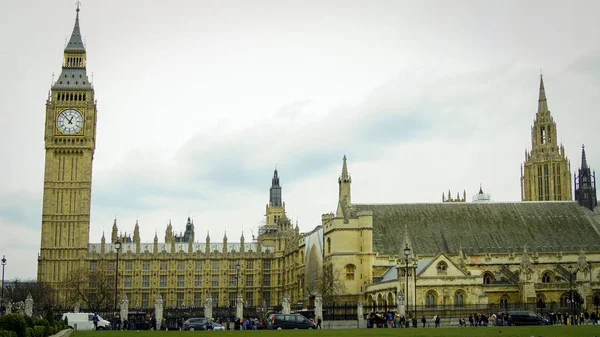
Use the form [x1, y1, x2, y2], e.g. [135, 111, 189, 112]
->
[537, 73, 548, 114]
[65, 4, 85, 53]
[582, 144, 588, 169]
[342, 155, 349, 180]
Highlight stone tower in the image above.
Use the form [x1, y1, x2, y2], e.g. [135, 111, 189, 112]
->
[521, 74, 572, 201]
[575, 145, 597, 211]
[265, 169, 285, 225]
[37, 6, 97, 297]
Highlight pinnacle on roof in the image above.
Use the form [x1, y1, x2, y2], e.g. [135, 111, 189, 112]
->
[341, 155, 349, 180]
[272, 168, 280, 187]
[537, 73, 549, 114]
[65, 5, 85, 53]
[479, 184, 484, 195]
[581, 144, 588, 169]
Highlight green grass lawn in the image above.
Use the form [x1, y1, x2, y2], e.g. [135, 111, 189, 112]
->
[72, 326, 600, 337]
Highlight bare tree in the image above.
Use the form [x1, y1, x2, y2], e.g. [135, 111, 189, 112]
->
[307, 262, 346, 304]
[66, 262, 115, 312]
[4, 279, 56, 312]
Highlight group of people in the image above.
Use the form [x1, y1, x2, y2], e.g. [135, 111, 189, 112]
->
[366, 312, 441, 328]
[459, 313, 491, 327]
[543, 311, 598, 325]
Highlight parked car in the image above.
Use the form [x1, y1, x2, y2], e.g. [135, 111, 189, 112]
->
[62, 313, 111, 331]
[500, 311, 548, 326]
[212, 323, 225, 331]
[267, 313, 317, 330]
[183, 317, 209, 331]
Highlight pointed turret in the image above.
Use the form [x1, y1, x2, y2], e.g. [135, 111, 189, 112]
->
[575, 144, 598, 211]
[133, 220, 140, 243]
[521, 73, 572, 201]
[582, 144, 589, 169]
[101, 232, 106, 254]
[53, 6, 92, 90]
[153, 232, 158, 254]
[223, 232, 228, 254]
[270, 169, 282, 207]
[65, 6, 85, 53]
[111, 219, 118, 243]
[520, 245, 534, 277]
[205, 231, 210, 254]
[240, 232, 245, 253]
[338, 155, 352, 207]
[165, 220, 173, 242]
[537, 74, 548, 114]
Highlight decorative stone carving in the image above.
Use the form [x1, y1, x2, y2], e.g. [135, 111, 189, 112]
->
[24, 294, 33, 317]
[154, 295, 163, 331]
[236, 293, 244, 320]
[120, 294, 129, 324]
[204, 297, 213, 321]
[282, 294, 291, 314]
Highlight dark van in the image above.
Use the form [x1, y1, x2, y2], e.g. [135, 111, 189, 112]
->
[267, 313, 317, 330]
[502, 311, 547, 326]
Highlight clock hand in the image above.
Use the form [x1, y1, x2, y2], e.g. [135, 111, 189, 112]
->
[67, 116, 74, 124]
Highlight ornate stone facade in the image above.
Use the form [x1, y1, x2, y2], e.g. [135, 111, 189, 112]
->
[521, 75, 572, 201]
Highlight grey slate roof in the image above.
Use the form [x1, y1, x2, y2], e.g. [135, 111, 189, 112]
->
[354, 202, 600, 256]
[65, 10, 85, 53]
[52, 68, 92, 90]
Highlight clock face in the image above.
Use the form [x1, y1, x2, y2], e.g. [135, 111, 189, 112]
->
[57, 109, 83, 135]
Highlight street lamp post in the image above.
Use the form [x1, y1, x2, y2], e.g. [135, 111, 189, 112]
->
[114, 241, 122, 324]
[568, 265, 574, 323]
[403, 244, 410, 318]
[1, 255, 6, 309]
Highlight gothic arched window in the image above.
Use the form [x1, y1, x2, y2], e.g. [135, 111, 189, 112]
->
[327, 238, 331, 254]
[454, 290, 465, 307]
[483, 272, 494, 285]
[541, 271, 553, 283]
[499, 295, 509, 310]
[425, 290, 437, 308]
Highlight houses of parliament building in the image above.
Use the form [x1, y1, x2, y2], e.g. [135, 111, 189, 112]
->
[38, 8, 600, 312]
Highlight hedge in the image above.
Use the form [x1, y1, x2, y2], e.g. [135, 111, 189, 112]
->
[0, 315, 26, 337]
[0, 330, 18, 337]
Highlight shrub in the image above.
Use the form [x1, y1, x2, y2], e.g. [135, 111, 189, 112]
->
[43, 311, 54, 327]
[23, 318, 33, 329]
[32, 326, 45, 337]
[0, 330, 18, 337]
[0, 315, 26, 337]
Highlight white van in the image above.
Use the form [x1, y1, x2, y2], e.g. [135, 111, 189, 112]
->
[62, 313, 111, 331]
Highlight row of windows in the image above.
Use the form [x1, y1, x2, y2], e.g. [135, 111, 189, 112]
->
[118, 274, 267, 288]
[56, 92, 87, 101]
[92, 260, 262, 271]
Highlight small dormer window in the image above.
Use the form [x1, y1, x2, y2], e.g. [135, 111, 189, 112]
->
[437, 261, 448, 275]
[541, 272, 552, 283]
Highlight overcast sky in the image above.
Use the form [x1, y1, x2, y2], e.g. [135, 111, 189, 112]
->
[1, 0, 599, 279]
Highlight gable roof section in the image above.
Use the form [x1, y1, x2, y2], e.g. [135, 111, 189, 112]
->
[354, 202, 600, 256]
[416, 252, 467, 277]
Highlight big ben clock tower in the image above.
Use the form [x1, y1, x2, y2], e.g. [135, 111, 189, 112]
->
[38, 6, 97, 300]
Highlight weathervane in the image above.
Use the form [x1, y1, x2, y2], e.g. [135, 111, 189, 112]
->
[75, 0, 81, 11]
